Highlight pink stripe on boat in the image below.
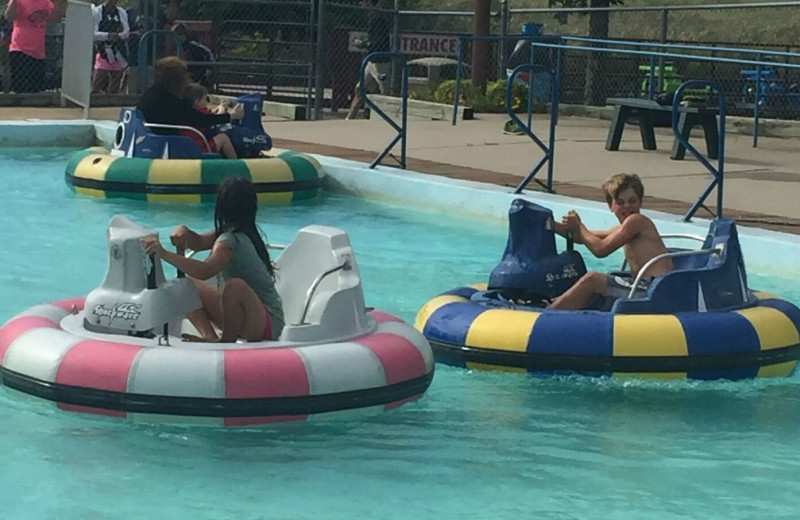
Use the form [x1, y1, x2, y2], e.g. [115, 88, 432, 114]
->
[224, 348, 310, 398]
[56, 339, 142, 392]
[369, 310, 403, 324]
[51, 297, 86, 312]
[356, 333, 427, 385]
[0, 316, 60, 362]
[224, 414, 308, 427]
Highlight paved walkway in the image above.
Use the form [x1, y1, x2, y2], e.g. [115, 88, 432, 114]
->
[4, 106, 800, 234]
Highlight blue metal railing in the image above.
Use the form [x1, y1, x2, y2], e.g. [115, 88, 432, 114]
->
[672, 80, 727, 221]
[506, 64, 559, 194]
[524, 39, 800, 153]
[138, 30, 184, 81]
[452, 34, 563, 127]
[359, 52, 408, 169]
[560, 36, 800, 148]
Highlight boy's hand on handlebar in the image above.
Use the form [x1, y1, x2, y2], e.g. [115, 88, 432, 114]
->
[561, 211, 585, 243]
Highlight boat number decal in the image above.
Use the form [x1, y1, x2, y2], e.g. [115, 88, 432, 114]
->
[545, 263, 581, 283]
[243, 135, 270, 146]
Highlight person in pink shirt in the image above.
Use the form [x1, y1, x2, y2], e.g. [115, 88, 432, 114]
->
[3, 0, 62, 93]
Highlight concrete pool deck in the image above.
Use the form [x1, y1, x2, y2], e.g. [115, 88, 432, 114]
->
[1, 106, 799, 235]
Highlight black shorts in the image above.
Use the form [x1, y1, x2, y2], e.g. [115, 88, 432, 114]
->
[9, 51, 46, 93]
[605, 274, 651, 299]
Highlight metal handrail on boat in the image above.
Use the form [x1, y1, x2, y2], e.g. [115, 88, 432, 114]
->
[627, 246, 722, 299]
[621, 233, 707, 271]
[143, 123, 212, 154]
[296, 258, 352, 326]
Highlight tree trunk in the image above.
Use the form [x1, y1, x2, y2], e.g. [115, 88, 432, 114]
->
[472, 0, 491, 93]
[584, 0, 610, 106]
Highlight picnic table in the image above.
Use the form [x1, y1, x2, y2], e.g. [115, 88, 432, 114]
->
[604, 97, 719, 160]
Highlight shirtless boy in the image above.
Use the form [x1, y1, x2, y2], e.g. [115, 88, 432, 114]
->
[548, 173, 674, 310]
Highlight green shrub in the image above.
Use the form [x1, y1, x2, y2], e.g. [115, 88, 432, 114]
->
[434, 79, 476, 105]
[429, 78, 543, 113]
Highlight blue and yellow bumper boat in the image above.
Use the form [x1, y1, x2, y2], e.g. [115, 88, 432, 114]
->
[415, 199, 800, 380]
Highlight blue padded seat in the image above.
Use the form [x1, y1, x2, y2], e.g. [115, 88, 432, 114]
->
[611, 218, 756, 314]
[115, 108, 220, 160]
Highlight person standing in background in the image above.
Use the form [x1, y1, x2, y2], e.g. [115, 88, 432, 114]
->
[3, 0, 63, 93]
[92, 0, 130, 94]
[345, 0, 392, 120]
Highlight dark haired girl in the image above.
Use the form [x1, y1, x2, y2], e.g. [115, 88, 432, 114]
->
[142, 177, 284, 342]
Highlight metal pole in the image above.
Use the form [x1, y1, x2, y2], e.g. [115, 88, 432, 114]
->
[452, 39, 464, 126]
[313, 0, 326, 120]
[498, 0, 509, 80]
[392, 0, 400, 96]
[754, 52, 762, 148]
[657, 9, 668, 93]
[473, 0, 491, 93]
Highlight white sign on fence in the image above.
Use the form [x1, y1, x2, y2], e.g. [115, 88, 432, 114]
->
[348, 32, 460, 57]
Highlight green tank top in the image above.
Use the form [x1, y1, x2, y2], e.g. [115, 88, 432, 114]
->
[216, 231, 285, 336]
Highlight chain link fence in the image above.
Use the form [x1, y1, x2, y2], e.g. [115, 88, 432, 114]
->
[3, 0, 800, 119]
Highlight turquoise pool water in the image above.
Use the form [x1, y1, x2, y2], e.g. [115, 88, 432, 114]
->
[2, 148, 800, 519]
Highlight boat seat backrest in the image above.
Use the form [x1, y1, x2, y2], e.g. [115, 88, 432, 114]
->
[612, 218, 754, 314]
[114, 108, 208, 159]
[274, 226, 371, 342]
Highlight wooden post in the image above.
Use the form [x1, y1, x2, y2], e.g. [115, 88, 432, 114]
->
[472, 0, 491, 93]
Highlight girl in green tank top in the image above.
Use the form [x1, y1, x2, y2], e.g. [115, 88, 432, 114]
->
[142, 177, 284, 342]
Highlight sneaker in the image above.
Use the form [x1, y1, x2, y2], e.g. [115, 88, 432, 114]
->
[503, 119, 525, 135]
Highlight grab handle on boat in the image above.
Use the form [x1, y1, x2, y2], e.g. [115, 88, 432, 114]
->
[626, 246, 723, 299]
[176, 247, 186, 278]
[147, 253, 157, 289]
[621, 233, 708, 271]
[295, 257, 353, 326]
[566, 231, 574, 251]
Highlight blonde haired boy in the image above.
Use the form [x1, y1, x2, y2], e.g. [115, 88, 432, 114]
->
[548, 173, 674, 310]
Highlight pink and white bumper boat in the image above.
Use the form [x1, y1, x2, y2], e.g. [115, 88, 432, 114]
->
[0, 216, 434, 426]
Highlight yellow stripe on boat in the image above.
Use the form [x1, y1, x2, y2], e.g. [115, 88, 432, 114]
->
[613, 314, 688, 357]
[148, 159, 203, 184]
[414, 294, 467, 331]
[465, 309, 538, 352]
[78, 153, 121, 181]
[756, 361, 798, 378]
[736, 306, 800, 350]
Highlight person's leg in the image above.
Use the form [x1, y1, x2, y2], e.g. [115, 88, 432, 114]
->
[346, 83, 363, 120]
[186, 278, 223, 341]
[91, 69, 109, 93]
[9, 51, 35, 93]
[212, 133, 237, 158]
[107, 69, 125, 94]
[547, 271, 608, 310]
[219, 278, 268, 342]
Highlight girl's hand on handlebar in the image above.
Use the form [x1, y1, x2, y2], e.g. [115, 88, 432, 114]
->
[141, 236, 164, 256]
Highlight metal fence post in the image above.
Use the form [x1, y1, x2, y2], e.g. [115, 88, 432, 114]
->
[498, 0, 510, 80]
[392, 0, 400, 96]
[314, 0, 326, 120]
[657, 8, 668, 93]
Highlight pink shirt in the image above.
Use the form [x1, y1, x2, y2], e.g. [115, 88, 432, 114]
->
[10, 0, 54, 59]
